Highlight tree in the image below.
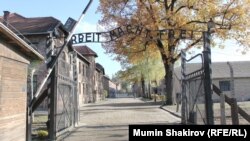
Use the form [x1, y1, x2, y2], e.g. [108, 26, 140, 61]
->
[116, 51, 165, 97]
[98, 0, 250, 105]
[112, 71, 132, 93]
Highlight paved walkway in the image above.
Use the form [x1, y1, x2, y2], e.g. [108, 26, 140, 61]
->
[63, 98, 180, 141]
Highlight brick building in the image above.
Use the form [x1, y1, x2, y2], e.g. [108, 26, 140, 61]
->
[74, 45, 97, 103]
[0, 11, 73, 109]
[0, 22, 43, 141]
[95, 63, 105, 101]
[75, 51, 90, 106]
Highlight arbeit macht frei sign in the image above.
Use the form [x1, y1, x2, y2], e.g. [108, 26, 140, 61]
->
[71, 24, 201, 44]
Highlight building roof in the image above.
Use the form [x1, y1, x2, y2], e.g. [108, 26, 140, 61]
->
[74, 45, 98, 57]
[75, 51, 90, 65]
[103, 75, 110, 80]
[0, 22, 44, 60]
[174, 61, 250, 80]
[0, 12, 61, 34]
[96, 63, 105, 74]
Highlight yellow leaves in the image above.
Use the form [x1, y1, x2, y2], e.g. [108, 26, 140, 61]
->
[117, 50, 165, 83]
[98, 0, 250, 75]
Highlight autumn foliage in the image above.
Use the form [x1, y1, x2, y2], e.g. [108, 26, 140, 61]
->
[98, 0, 250, 104]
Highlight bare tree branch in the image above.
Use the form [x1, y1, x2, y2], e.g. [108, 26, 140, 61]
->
[119, 0, 130, 16]
[120, 39, 148, 54]
[164, 0, 170, 12]
[186, 20, 207, 25]
[175, 5, 199, 14]
[170, 0, 176, 11]
[175, 6, 186, 13]
[222, 0, 235, 26]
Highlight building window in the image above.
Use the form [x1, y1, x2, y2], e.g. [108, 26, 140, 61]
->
[27, 74, 37, 98]
[219, 81, 230, 91]
[33, 75, 38, 93]
[62, 51, 66, 60]
[79, 83, 81, 94]
[82, 84, 85, 95]
[79, 62, 81, 73]
[69, 54, 72, 64]
[82, 64, 85, 76]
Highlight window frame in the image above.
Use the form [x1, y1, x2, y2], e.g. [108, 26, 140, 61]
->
[219, 80, 231, 91]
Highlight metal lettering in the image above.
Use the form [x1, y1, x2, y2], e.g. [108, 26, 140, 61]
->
[126, 24, 134, 34]
[135, 26, 143, 35]
[71, 35, 77, 44]
[145, 29, 151, 38]
[78, 34, 84, 43]
[168, 29, 174, 38]
[71, 25, 203, 44]
[109, 30, 118, 41]
[85, 33, 92, 42]
[96, 33, 101, 42]
[180, 30, 186, 39]
[190, 31, 194, 39]
[157, 30, 166, 40]
[117, 27, 125, 37]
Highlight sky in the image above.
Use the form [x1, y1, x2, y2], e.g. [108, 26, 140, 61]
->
[186, 39, 250, 64]
[1, 0, 250, 74]
[0, 0, 122, 78]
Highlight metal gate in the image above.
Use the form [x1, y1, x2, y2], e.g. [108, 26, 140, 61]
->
[56, 84, 73, 132]
[181, 31, 214, 125]
[48, 57, 77, 139]
[181, 51, 206, 124]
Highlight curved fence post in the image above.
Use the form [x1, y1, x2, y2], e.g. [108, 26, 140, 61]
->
[227, 62, 239, 125]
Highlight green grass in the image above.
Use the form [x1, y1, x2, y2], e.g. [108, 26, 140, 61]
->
[32, 115, 48, 137]
[33, 115, 48, 124]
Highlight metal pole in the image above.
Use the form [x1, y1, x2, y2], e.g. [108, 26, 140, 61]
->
[48, 65, 57, 140]
[27, 69, 36, 141]
[203, 30, 214, 125]
[220, 93, 226, 124]
[227, 62, 239, 124]
[181, 50, 187, 124]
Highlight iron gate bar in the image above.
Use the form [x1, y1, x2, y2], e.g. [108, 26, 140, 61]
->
[203, 31, 214, 125]
[48, 64, 57, 140]
[187, 78, 205, 124]
[29, 1, 93, 110]
[185, 70, 204, 81]
[185, 53, 203, 62]
[183, 53, 204, 75]
[182, 53, 204, 80]
[55, 56, 75, 135]
[196, 103, 206, 123]
[57, 84, 72, 131]
[181, 49, 207, 125]
[189, 78, 204, 113]
[181, 50, 187, 124]
[181, 30, 214, 125]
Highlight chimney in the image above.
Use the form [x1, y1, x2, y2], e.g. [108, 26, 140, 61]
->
[3, 11, 10, 26]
